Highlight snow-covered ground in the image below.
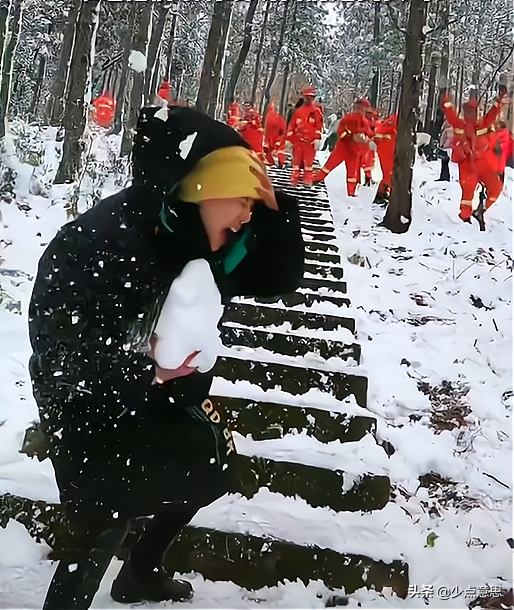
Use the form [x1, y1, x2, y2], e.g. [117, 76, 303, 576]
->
[0, 125, 512, 609]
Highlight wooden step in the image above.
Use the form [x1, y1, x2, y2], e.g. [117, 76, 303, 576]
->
[305, 250, 341, 264]
[0, 493, 408, 597]
[221, 326, 361, 362]
[233, 455, 390, 513]
[305, 240, 339, 253]
[300, 277, 347, 293]
[164, 526, 409, 597]
[300, 216, 334, 225]
[303, 232, 336, 242]
[214, 356, 368, 407]
[218, 396, 376, 443]
[224, 303, 355, 333]
[304, 262, 344, 279]
[254, 291, 350, 308]
[302, 223, 335, 233]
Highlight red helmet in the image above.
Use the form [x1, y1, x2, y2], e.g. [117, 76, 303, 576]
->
[158, 80, 171, 101]
[301, 85, 316, 97]
[355, 97, 371, 108]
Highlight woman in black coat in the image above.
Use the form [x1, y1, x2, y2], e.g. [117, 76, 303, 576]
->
[29, 105, 304, 609]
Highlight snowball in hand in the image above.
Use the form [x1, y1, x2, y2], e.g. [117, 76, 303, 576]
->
[152, 259, 224, 373]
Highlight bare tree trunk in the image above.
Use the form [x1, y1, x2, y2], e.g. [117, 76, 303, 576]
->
[394, 69, 402, 113]
[48, 0, 81, 126]
[207, 0, 233, 118]
[423, 51, 439, 133]
[225, 0, 259, 107]
[382, 0, 427, 234]
[387, 68, 394, 115]
[164, 12, 178, 83]
[0, 0, 21, 139]
[457, 61, 464, 109]
[369, 1, 380, 107]
[145, 3, 169, 104]
[263, 0, 291, 108]
[0, 0, 11, 74]
[31, 53, 47, 121]
[196, 0, 233, 116]
[433, 0, 450, 139]
[111, 4, 137, 136]
[250, 0, 270, 107]
[120, 0, 153, 156]
[54, 0, 100, 184]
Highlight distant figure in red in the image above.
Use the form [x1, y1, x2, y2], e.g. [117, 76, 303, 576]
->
[313, 98, 373, 196]
[360, 106, 378, 186]
[92, 93, 116, 129]
[264, 101, 287, 167]
[373, 114, 397, 204]
[227, 99, 241, 130]
[157, 80, 171, 105]
[491, 120, 512, 181]
[442, 91, 505, 221]
[286, 85, 323, 186]
[238, 105, 264, 155]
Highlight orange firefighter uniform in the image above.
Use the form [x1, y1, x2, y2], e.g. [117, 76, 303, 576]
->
[286, 85, 323, 186]
[361, 107, 378, 185]
[442, 94, 504, 221]
[264, 102, 287, 167]
[239, 107, 264, 154]
[373, 114, 397, 203]
[227, 101, 241, 129]
[313, 98, 373, 196]
[92, 93, 116, 129]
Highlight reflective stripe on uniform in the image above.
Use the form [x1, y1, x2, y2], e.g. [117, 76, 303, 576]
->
[453, 128, 465, 134]
[347, 178, 358, 182]
[476, 128, 488, 136]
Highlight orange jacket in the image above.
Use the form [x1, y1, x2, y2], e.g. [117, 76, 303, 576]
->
[373, 115, 397, 153]
[287, 102, 323, 144]
[442, 96, 502, 163]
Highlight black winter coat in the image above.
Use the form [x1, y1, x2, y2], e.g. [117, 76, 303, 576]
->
[28, 106, 304, 523]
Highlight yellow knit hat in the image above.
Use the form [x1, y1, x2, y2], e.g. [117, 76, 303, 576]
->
[179, 146, 264, 203]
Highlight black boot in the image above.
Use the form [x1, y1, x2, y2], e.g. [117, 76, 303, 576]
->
[43, 526, 129, 610]
[111, 506, 196, 604]
[110, 562, 192, 603]
[437, 153, 450, 181]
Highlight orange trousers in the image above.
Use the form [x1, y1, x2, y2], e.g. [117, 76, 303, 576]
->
[316, 140, 362, 195]
[291, 140, 316, 185]
[457, 157, 503, 220]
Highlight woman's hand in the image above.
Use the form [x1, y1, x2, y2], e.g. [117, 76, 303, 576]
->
[249, 163, 279, 211]
[149, 335, 200, 384]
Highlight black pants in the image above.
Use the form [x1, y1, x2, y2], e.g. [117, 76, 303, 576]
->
[438, 150, 450, 181]
[42, 503, 198, 610]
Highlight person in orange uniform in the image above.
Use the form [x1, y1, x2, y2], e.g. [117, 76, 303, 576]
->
[92, 93, 116, 129]
[227, 98, 241, 129]
[263, 102, 287, 167]
[372, 113, 397, 204]
[238, 105, 264, 158]
[442, 90, 505, 222]
[313, 98, 373, 196]
[491, 120, 512, 181]
[286, 85, 323, 186]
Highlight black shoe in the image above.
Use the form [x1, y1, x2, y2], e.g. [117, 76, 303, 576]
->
[111, 562, 193, 604]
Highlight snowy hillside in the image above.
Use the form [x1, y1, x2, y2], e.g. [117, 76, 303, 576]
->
[0, 126, 512, 609]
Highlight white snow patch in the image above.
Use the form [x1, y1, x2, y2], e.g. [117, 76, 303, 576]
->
[128, 50, 147, 73]
[179, 132, 197, 160]
[153, 105, 168, 122]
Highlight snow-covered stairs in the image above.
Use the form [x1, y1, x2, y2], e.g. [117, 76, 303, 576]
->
[0, 169, 410, 600]
[164, 168, 409, 598]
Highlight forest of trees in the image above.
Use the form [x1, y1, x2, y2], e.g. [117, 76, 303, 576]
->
[0, 0, 512, 231]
